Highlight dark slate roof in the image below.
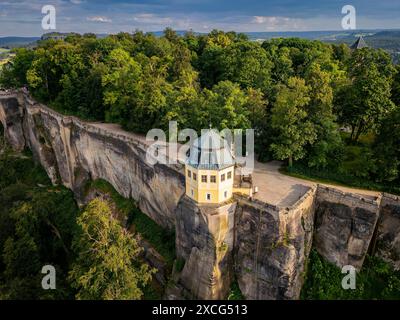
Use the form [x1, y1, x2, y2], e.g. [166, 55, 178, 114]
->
[187, 130, 235, 170]
[350, 36, 368, 50]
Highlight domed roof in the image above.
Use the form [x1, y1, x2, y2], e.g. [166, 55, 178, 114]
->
[187, 129, 234, 170]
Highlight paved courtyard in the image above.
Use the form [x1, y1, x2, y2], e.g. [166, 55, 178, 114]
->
[92, 122, 380, 208]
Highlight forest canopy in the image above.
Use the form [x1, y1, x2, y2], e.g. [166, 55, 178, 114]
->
[1, 29, 399, 189]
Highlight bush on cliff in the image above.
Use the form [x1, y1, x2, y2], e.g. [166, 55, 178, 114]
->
[68, 198, 155, 300]
[0, 149, 78, 299]
[301, 249, 400, 300]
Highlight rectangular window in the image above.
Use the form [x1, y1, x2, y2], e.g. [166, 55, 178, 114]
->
[210, 175, 216, 183]
[193, 173, 197, 181]
[188, 170, 191, 178]
[191, 189, 194, 196]
[206, 193, 211, 201]
[224, 191, 228, 198]
[221, 173, 225, 182]
[201, 175, 207, 183]
[227, 171, 232, 179]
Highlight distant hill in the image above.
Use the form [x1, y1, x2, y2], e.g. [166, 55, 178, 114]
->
[0, 37, 40, 48]
[1, 29, 399, 62]
[319, 30, 400, 63]
[242, 29, 400, 63]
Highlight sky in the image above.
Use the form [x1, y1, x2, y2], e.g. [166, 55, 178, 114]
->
[0, 0, 399, 37]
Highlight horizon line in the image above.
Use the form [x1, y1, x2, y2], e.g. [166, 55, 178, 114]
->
[1, 27, 400, 39]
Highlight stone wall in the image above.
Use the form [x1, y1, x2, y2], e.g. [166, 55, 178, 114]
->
[175, 196, 237, 299]
[2, 90, 400, 300]
[0, 94, 25, 151]
[234, 186, 316, 300]
[0, 92, 185, 230]
[374, 193, 400, 270]
[314, 185, 381, 270]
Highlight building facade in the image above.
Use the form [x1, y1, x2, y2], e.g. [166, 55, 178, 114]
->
[185, 130, 235, 204]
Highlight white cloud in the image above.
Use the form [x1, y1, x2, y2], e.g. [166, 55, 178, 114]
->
[133, 13, 173, 25]
[251, 15, 302, 31]
[87, 16, 112, 23]
[70, 0, 84, 4]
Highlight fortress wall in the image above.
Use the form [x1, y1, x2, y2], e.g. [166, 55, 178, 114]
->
[234, 186, 316, 300]
[0, 94, 25, 151]
[0, 92, 185, 229]
[2, 90, 400, 299]
[375, 193, 400, 270]
[314, 185, 381, 270]
[174, 196, 237, 299]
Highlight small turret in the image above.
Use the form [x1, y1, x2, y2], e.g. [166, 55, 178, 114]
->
[185, 129, 235, 204]
[350, 35, 368, 50]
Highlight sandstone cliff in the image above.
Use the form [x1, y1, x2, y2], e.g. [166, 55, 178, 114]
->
[2, 90, 400, 300]
[234, 188, 315, 300]
[0, 92, 185, 230]
[374, 193, 400, 270]
[314, 186, 381, 270]
[175, 196, 237, 299]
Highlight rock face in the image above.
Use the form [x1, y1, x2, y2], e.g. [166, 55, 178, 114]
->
[175, 196, 237, 299]
[0, 92, 185, 230]
[375, 193, 400, 270]
[2, 90, 400, 300]
[314, 186, 381, 270]
[234, 187, 316, 300]
[0, 95, 25, 151]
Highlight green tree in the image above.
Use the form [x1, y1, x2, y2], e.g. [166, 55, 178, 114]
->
[270, 77, 316, 167]
[304, 63, 342, 168]
[0, 48, 35, 88]
[162, 69, 201, 129]
[201, 81, 251, 131]
[68, 198, 154, 300]
[373, 107, 400, 182]
[392, 64, 400, 106]
[336, 48, 396, 141]
[263, 45, 294, 85]
[218, 41, 273, 93]
[102, 48, 142, 128]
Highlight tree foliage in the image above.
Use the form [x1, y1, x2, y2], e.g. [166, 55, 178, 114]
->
[68, 198, 154, 300]
[302, 249, 400, 300]
[0, 150, 155, 300]
[270, 77, 316, 167]
[1, 30, 400, 183]
[0, 150, 77, 299]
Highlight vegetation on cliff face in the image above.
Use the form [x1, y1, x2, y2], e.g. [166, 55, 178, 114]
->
[1, 29, 399, 188]
[85, 179, 176, 267]
[301, 249, 400, 300]
[0, 148, 157, 300]
[68, 198, 155, 300]
[228, 280, 245, 300]
[0, 146, 77, 299]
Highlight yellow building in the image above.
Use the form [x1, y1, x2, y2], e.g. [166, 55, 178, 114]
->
[185, 130, 235, 204]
